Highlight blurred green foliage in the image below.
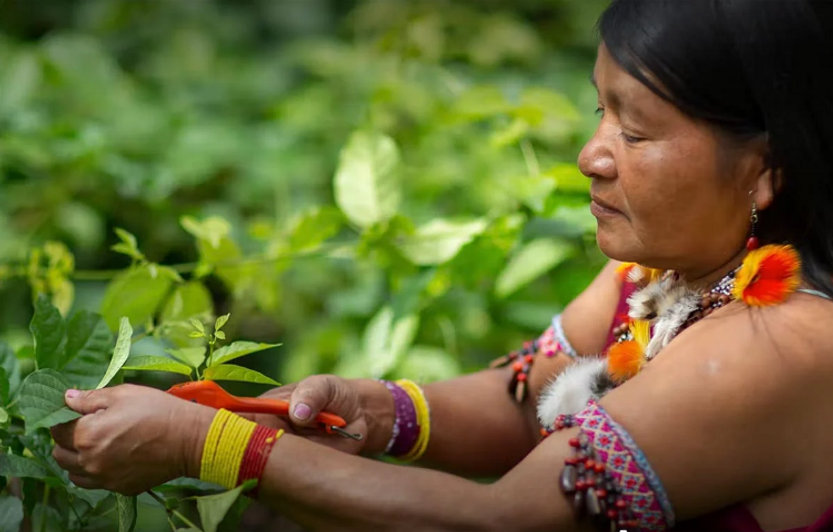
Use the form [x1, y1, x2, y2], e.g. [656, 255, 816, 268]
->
[1, 0, 609, 528]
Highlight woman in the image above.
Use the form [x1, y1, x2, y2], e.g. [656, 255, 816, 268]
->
[50, 1, 833, 530]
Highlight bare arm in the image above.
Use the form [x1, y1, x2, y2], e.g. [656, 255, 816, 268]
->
[347, 260, 626, 478]
[181, 297, 816, 532]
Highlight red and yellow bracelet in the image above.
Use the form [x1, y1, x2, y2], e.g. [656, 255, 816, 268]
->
[200, 409, 284, 491]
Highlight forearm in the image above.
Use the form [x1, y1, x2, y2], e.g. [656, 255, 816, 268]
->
[353, 357, 575, 478]
[257, 434, 504, 532]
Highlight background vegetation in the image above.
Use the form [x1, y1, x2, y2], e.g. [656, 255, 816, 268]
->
[0, 0, 609, 530]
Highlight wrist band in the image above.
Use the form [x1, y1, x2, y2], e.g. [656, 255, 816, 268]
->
[380, 379, 431, 462]
[200, 409, 284, 491]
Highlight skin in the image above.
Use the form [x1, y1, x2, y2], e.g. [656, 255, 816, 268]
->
[51, 44, 833, 531]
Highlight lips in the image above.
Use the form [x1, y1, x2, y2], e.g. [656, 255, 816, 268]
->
[590, 195, 621, 214]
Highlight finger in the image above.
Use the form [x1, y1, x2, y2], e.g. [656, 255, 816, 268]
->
[288, 375, 338, 427]
[52, 446, 83, 474]
[51, 420, 79, 451]
[258, 382, 297, 400]
[68, 473, 101, 490]
[65, 388, 116, 415]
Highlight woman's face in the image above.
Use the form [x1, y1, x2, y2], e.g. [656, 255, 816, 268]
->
[578, 45, 772, 279]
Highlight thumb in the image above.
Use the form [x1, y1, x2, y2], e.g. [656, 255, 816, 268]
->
[65, 388, 113, 415]
[288, 375, 350, 428]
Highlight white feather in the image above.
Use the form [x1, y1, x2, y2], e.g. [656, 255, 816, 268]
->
[537, 357, 609, 427]
[646, 290, 700, 359]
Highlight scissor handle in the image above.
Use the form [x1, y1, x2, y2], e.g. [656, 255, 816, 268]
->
[166, 380, 361, 440]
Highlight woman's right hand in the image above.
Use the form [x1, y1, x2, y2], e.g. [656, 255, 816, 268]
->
[248, 375, 394, 456]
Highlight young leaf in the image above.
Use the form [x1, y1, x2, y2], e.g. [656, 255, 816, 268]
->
[100, 267, 174, 331]
[494, 238, 574, 298]
[286, 206, 344, 252]
[207, 341, 280, 367]
[165, 347, 207, 369]
[333, 130, 402, 229]
[116, 494, 137, 532]
[214, 314, 230, 332]
[196, 480, 256, 532]
[122, 356, 193, 377]
[0, 341, 21, 396]
[61, 311, 114, 389]
[30, 294, 66, 371]
[96, 317, 133, 389]
[203, 365, 279, 386]
[190, 318, 205, 334]
[111, 228, 145, 262]
[214, 331, 226, 340]
[0, 408, 7, 425]
[18, 369, 81, 433]
[0, 454, 51, 479]
[0, 496, 24, 532]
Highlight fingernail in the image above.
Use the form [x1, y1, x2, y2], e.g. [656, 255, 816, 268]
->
[66, 389, 80, 399]
[294, 403, 311, 420]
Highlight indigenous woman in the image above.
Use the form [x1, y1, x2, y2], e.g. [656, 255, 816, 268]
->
[51, 1, 833, 530]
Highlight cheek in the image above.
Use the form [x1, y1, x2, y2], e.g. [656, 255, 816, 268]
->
[620, 143, 729, 240]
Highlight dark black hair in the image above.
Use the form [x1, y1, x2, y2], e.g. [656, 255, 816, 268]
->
[597, 0, 833, 296]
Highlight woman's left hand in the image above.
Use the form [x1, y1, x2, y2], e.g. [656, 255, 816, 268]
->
[51, 384, 213, 495]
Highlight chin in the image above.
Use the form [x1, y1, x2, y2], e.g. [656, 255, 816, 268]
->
[595, 227, 641, 264]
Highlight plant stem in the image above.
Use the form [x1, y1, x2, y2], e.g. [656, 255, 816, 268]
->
[147, 490, 202, 531]
[41, 486, 50, 532]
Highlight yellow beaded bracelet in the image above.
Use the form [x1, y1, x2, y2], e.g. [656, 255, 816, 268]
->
[200, 409, 258, 489]
[395, 379, 431, 462]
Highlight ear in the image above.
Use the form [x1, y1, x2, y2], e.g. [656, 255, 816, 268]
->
[753, 165, 778, 211]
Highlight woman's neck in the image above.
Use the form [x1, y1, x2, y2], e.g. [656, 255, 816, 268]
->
[677, 247, 747, 292]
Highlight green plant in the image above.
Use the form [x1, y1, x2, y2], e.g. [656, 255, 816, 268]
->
[1, 1, 610, 530]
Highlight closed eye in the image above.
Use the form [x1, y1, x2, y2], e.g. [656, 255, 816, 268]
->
[619, 131, 645, 144]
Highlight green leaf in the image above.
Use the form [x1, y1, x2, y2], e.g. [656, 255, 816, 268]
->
[0, 368, 8, 406]
[0, 408, 7, 425]
[203, 365, 279, 386]
[286, 206, 344, 252]
[116, 494, 137, 532]
[122, 356, 193, 377]
[214, 331, 226, 340]
[214, 314, 229, 332]
[61, 311, 113, 389]
[66, 486, 112, 509]
[333, 131, 401, 229]
[0, 453, 51, 479]
[96, 317, 133, 389]
[494, 239, 574, 298]
[398, 218, 488, 266]
[166, 347, 207, 369]
[0, 496, 24, 532]
[100, 267, 174, 331]
[181, 216, 231, 250]
[157, 478, 224, 494]
[189, 331, 205, 338]
[0, 342, 21, 397]
[190, 318, 205, 334]
[207, 341, 279, 367]
[19, 369, 81, 434]
[544, 163, 590, 194]
[30, 294, 67, 371]
[196, 481, 255, 532]
[362, 306, 420, 379]
[393, 346, 462, 383]
[31, 503, 62, 532]
[161, 282, 213, 322]
[111, 228, 144, 262]
[451, 85, 510, 120]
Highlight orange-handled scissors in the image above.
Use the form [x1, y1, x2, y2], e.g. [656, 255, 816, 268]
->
[166, 380, 362, 440]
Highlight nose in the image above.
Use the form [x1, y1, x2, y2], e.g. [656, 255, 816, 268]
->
[577, 126, 616, 181]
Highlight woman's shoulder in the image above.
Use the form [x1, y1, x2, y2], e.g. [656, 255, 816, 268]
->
[666, 289, 833, 379]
